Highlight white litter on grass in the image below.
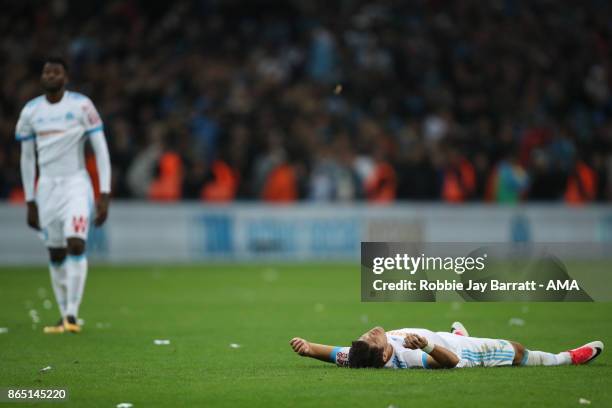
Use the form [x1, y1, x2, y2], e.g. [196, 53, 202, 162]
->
[39, 366, 52, 373]
[29, 309, 40, 323]
[508, 317, 525, 327]
[314, 303, 325, 313]
[579, 398, 591, 405]
[229, 343, 241, 349]
[0, 327, 8, 334]
[154, 339, 171, 345]
[77, 318, 85, 326]
[37, 287, 47, 299]
[117, 403, 133, 408]
[43, 299, 53, 310]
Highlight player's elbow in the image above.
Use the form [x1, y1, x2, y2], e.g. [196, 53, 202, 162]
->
[20, 142, 36, 161]
[90, 132, 109, 156]
[446, 355, 460, 368]
[437, 353, 459, 369]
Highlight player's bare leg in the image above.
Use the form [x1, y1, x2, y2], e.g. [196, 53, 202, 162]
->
[64, 237, 87, 333]
[43, 247, 68, 334]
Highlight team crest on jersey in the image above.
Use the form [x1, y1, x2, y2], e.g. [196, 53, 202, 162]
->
[72, 216, 88, 234]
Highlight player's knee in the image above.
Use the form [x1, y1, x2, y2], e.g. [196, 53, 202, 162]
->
[511, 341, 525, 365]
[66, 238, 86, 256]
[48, 248, 67, 264]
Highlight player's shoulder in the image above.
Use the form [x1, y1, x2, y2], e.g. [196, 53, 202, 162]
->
[67, 91, 93, 103]
[21, 95, 44, 113]
[25, 95, 44, 107]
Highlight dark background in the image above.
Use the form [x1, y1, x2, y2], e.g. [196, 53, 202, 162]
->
[1, 0, 611, 203]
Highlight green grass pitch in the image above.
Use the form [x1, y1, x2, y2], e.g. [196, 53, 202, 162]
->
[1, 264, 611, 407]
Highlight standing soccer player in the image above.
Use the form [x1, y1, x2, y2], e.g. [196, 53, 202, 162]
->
[16, 57, 111, 334]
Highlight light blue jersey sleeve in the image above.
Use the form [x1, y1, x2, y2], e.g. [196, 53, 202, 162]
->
[77, 94, 104, 135]
[395, 349, 429, 369]
[15, 105, 35, 141]
[329, 346, 351, 367]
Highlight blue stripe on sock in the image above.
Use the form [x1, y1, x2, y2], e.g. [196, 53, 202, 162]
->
[521, 349, 530, 366]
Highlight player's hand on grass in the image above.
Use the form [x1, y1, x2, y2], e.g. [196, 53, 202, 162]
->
[403, 333, 428, 350]
[94, 193, 110, 227]
[290, 337, 311, 356]
[26, 201, 40, 230]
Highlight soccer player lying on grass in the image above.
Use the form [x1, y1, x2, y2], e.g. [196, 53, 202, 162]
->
[290, 322, 604, 369]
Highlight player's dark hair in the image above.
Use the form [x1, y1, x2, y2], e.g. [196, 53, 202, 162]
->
[43, 56, 69, 73]
[348, 340, 385, 368]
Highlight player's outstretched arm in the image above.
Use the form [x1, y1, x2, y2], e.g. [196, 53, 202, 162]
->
[290, 337, 340, 364]
[404, 334, 459, 369]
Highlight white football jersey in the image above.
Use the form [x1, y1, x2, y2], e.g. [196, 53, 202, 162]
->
[331, 328, 437, 369]
[15, 91, 103, 178]
[330, 328, 515, 369]
[384, 328, 444, 369]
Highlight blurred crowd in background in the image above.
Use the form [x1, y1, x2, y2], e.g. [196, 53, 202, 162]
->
[1, 0, 612, 204]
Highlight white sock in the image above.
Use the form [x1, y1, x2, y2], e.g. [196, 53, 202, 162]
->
[522, 350, 572, 366]
[49, 260, 68, 317]
[65, 254, 88, 317]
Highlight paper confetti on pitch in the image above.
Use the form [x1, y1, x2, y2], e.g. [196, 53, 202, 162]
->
[39, 366, 52, 373]
[29, 309, 40, 323]
[154, 339, 171, 345]
[0, 327, 8, 334]
[579, 398, 591, 405]
[229, 343, 242, 349]
[117, 403, 133, 408]
[508, 317, 525, 326]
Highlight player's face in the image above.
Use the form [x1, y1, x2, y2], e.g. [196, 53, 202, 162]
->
[359, 326, 388, 350]
[41, 63, 67, 93]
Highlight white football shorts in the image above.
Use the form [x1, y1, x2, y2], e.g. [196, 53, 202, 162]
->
[438, 332, 516, 368]
[36, 171, 94, 248]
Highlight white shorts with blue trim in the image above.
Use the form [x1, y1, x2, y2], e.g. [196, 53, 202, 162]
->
[454, 337, 516, 368]
[36, 171, 94, 248]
